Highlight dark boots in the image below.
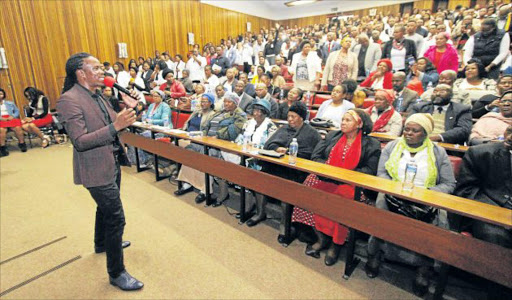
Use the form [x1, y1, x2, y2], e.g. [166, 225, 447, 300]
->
[0, 145, 9, 157]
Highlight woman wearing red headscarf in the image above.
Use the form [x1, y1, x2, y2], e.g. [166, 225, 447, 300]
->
[366, 89, 403, 136]
[360, 59, 394, 90]
[292, 109, 381, 266]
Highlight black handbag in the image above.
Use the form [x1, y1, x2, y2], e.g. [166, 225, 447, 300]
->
[385, 194, 437, 223]
[310, 118, 334, 128]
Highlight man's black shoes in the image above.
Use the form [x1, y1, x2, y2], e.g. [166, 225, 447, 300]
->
[95, 241, 131, 254]
[109, 271, 144, 291]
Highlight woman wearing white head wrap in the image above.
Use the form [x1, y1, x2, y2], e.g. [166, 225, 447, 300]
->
[365, 112, 456, 297]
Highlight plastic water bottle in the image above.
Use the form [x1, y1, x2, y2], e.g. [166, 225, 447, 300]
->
[259, 130, 268, 149]
[395, 95, 404, 113]
[426, 81, 433, 90]
[242, 131, 252, 152]
[402, 159, 418, 192]
[279, 89, 284, 102]
[305, 91, 311, 106]
[163, 117, 169, 128]
[288, 138, 298, 165]
[191, 98, 198, 111]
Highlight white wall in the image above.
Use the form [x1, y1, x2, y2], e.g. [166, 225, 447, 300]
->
[200, 0, 419, 21]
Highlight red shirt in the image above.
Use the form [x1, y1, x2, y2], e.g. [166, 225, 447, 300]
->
[433, 50, 444, 71]
[160, 80, 186, 98]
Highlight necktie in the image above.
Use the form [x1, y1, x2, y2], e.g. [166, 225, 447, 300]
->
[437, 106, 443, 114]
[328, 42, 331, 53]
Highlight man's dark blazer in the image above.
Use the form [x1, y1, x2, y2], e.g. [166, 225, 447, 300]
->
[244, 83, 256, 98]
[211, 56, 230, 76]
[57, 84, 125, 188]
[410, 101, 472, 144]
[238, 93, 255, 113]
[455, 142, 512, 208]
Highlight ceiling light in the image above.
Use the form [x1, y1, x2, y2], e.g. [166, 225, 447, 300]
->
[285, 0, 320, 7]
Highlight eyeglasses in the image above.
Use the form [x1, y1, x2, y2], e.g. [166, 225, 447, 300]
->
[500, 99, 512, 104]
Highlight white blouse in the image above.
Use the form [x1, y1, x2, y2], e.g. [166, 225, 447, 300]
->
[397, 148, 430, 188]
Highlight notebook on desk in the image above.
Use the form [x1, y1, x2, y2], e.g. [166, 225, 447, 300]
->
[258, 149, 285, 158]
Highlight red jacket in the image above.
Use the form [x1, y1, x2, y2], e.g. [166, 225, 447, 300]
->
[280, 65, 293, 83]
[360, 71, 393, 89]
[160, 80, 186, 98]
[423, 44, 459, 74]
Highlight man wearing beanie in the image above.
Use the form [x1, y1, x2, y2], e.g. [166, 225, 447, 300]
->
[159, 69, 186, 99]
[410, 84, 472, 145]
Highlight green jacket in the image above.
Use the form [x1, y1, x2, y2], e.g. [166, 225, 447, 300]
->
[203, 107, 247, 141]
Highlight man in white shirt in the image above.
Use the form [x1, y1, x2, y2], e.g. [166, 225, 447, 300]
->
[252, 35, 266, 65]
[405, 19, 425, 57]
[202, 65, 220, 94]
[185, 49, 207, 83]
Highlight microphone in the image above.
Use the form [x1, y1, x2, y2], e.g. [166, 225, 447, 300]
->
[104, 76, 138, 108]
[129, 78, 146, 92]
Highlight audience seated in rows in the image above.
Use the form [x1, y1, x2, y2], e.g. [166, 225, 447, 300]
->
[316, 85, 355, 127]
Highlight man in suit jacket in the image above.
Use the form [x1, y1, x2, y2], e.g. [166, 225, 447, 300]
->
[234, 80, 254, 113]
[57, 53, 144, 291]
[410, 84, 472, 144]
[454, 125, 512, 298]
[392, 71, 419, 116]
[211, 46, 231, 77]
[321, 32, 341, 62]
[351, 34, 382, 80]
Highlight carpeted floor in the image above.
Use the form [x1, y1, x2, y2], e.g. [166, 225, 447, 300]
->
[0, 140, 472, 299]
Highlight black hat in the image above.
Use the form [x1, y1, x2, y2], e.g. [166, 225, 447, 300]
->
[289, 101, 308, 120]
[162, 68, 174, 79]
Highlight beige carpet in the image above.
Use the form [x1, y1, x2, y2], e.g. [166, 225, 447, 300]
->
[0, 141, 417, 299]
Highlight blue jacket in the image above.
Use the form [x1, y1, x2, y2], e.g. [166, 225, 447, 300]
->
[1, 101, 20, 118]
[143, 102, 172, 128]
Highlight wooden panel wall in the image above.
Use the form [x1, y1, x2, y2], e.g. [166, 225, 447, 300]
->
[448, 0, 471, 10]
[414, 0, 433, 10]
[0, 0, 271, 110]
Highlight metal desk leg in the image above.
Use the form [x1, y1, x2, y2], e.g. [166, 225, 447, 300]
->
[204, 145, 212, 206]
[238, 156, 247, 224]
[282, 203, 293, 245]
[343, 187, 362, 280]
[174, 137, 182, 190]
[432, 263, 449, 300]
[150, 131, 170, 182]
[343, 228, 361, 279]
[131, 127, 149, 173]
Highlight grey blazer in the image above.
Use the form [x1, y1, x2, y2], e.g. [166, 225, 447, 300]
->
[397, 87, 420, 114]
[351, 42, 382, 72]
[377, 139, 456, 194]
[238, 93, 255, 113]
[57, 84, 122, 188]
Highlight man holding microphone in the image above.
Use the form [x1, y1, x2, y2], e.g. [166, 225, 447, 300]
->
[57, 52, 144, 291]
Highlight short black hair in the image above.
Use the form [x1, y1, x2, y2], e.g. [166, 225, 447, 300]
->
[465, 58, 486, 78]
[417, 57, 437, 73]
[497, 74, 512, 84]
[0, 88, 6, 100]
[342, 79, 358, 94]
